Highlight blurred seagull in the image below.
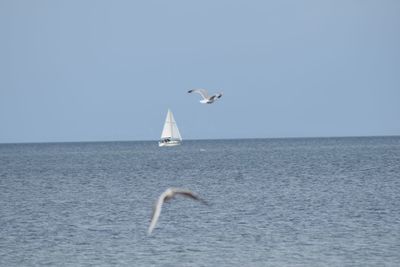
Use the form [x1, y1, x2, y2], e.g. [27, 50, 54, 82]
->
[148, 187, 208, 235]
[187, 88, 223, 104]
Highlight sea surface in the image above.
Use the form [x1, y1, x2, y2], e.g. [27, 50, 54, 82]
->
[0, 137, 400, 266]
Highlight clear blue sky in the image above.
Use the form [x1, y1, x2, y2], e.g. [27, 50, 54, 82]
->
[1, 1, 399, 143]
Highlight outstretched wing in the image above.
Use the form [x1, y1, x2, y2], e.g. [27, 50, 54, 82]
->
[172, 188, 209, 205]
[187, 89, 209, 100]
[148, 194, 166, 235]
[208, 93, 223, 101]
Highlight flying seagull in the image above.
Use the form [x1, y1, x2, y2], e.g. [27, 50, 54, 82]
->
[148, 187, 208, 235]
[187, 88, 223, 104]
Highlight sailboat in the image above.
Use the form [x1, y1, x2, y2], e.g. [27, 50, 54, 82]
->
[159, 109, 182, 147]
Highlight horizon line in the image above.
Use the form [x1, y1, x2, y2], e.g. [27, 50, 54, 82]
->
[0, 134, 399, 145]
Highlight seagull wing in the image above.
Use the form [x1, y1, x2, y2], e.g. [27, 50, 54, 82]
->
[171, 188, 209, 205]
[208, 92, 222, 102]
[209, 95, 217, 101]
[187, 89, 209, 100]
[148, 193, 167, 235]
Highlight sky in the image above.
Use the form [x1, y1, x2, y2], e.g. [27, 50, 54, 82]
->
[0, 0, 399, 143]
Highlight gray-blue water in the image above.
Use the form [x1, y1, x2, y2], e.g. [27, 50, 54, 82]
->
[1, 137, 400, 266]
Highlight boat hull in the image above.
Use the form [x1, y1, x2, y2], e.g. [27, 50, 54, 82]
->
[158, 141, 181, 147]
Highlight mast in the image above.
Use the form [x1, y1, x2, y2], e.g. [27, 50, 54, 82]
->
[169, 109, 173, 139]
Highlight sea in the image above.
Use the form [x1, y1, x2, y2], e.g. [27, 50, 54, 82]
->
[0, 137, 399, 266]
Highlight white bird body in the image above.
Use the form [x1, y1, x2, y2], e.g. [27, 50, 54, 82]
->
[148, 187, 207, 235]
[188, 88, 223, 104]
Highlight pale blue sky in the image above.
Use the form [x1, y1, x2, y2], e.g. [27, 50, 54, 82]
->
[0, 1, 399, 143]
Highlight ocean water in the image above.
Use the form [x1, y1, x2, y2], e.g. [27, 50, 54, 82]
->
[0, 137, 400, 266]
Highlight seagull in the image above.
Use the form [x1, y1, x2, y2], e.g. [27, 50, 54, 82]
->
[148, 187, 208, 235]
[187, 88, 223, 104]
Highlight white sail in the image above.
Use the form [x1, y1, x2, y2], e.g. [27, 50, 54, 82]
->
[160, 109, 182, 141]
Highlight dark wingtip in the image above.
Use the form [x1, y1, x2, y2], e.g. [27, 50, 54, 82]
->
[188, 90, 193, 93]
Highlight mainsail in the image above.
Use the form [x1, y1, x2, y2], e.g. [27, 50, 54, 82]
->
[160, 109, 182, 141]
